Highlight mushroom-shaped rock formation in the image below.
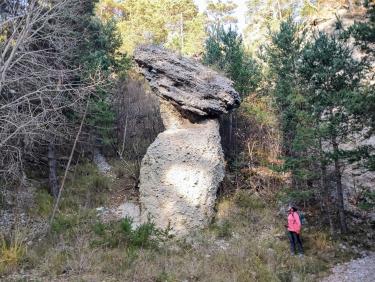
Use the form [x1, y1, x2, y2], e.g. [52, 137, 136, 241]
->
[134, 46, 240, 236]
[134, 45, 240, 117]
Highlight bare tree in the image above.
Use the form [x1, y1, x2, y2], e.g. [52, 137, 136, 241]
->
[0, 0, 98, 188]
[114, 78, 163, 160]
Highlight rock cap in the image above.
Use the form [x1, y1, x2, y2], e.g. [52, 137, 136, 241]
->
[134, 45, 240, 117]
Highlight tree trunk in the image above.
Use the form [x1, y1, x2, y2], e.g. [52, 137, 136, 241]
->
[48, 141, 59, 198]
[319, 137, 335, 235]
[320, 160, 335, 235]
[228, 112, 233, 151]
[332, 137, 348, 234]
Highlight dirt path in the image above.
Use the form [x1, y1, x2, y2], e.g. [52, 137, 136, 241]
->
[321, 253, 375, 282]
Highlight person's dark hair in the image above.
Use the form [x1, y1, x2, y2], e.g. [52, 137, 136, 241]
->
[288, 205, 298, 212]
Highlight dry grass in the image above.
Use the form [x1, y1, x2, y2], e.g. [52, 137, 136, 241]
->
[2, 189, 357, 282]
[0, 229, 27, 275]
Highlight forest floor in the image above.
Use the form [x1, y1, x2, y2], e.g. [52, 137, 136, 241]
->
[1, 161, 374, 281]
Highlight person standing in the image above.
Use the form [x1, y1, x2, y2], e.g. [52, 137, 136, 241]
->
[286, 206, 304, 256]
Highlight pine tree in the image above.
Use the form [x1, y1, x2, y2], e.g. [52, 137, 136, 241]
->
[96, 0, 206, 55]
[203, 26, 260, 95]
[298, 33, 365, 233]
[203, 24, 261, 156]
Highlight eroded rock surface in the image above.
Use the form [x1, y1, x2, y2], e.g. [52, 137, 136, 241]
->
[140, 103, 225, 235]
[135, 46, 239, 235]
[134, 45, 240, 117]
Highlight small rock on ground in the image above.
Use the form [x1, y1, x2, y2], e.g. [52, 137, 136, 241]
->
[97, 202, 141, 228]
[321, 252, 375, 282]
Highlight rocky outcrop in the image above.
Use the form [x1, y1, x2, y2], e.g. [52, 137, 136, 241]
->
[340, 134, 375, 222]
[134, 45, 240, 117]
[134, 46, 240, 235]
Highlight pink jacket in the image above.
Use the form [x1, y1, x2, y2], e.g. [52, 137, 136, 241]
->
[288, 211, 301, 234]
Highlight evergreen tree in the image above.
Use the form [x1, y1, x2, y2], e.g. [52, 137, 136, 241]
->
[203, 24, 261, 157]
[342, 1, 375, 133]
[96, 0, 206, 55]
[298, 33, 364, 233]
[264, 19, 307, 168]
[204, 25, 260, 95]
[264, 18, 367, 234]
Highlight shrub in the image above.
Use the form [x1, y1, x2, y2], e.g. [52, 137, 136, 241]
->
[358, 190, 375, 210]
[92, 222, 106, 236]
[120, 217, 133, 236]
[51, 213, 80, 234]
[235, 191, 265, 210]
[213, 220, 232, 239]
[91, 217, 167, 250]
[131, 221, 157, 248]
[156, 271, 176, 282]
[276, 187, 314, 206]
[34, 189, 53, 218]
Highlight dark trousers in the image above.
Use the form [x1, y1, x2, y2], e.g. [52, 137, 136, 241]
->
[288, 231, 303, 254]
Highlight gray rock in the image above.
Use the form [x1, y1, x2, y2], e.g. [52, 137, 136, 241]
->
[135, 46, 240, 236]
[134, 45, 240, 117]
[321, 252, 375, 282]
[139, 102, 225, 236]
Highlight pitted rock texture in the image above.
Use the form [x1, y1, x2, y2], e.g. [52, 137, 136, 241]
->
[134, 45, 240, 117]
[135, 46, 239, 235]
[139, 102, 225, 236]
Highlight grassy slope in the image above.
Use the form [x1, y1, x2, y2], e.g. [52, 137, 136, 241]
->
[1, 95, 369, 281]
[1, 179, 360, 281]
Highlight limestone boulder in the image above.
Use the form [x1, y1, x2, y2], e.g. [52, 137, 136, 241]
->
[139, 102, 225, 235]
[134, 45, 240, 117]
[135, 46, 240, 236]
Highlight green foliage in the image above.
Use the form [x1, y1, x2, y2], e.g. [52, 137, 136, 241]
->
[276, 187, 314, 206]
[240, 95, 277, 126]
[245, 0, 297, 51]
[92, 222, 106, 236]
[90, 173, 110, 192]
[91, 217, 169, 250]
[33, 189, 53, 218]
[358, 190, 375, 210]
[77, 14, 130, 146]
[61, 162, 111, 210]
[203, 25, 261, 95]
[344, 2, 375, 53]
[211, 220, 232, 238]
[263, 18, 315, 186]
[156, 271, 176, 282]
[341, 3, 375, 134]
[96, 0, 206, 56]
[235, 191, 265, 210]
[51, 213, 81, 234]
[264, 18, 304, 137]
[265, 19, 369, 232]
[78, 19, 130, 78]
[131, 221, 158, 248]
